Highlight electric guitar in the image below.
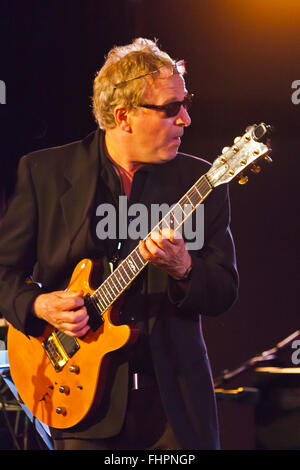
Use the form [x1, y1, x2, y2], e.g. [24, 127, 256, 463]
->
[7, 123, 272, 429]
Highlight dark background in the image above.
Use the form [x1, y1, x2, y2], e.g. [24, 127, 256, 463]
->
[0, 0, 299, 449]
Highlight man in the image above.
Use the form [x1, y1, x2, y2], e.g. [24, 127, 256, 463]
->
[0, 38, 238, 450]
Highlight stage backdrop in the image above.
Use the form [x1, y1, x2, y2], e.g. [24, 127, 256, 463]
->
[0, 0, 299, 449]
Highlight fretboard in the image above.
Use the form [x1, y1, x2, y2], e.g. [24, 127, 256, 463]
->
[91, 173, 212, 313]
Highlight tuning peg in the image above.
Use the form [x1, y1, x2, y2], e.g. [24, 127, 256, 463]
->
[238, 175, 249, 185]
[234, 136, 241, 143]
[222, 146, 230, 154]
[245, 125, 256, 132]
[264, 154, 273, 163]
[250, 164, 261, 174]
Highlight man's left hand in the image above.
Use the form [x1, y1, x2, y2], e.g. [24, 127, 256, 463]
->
[138, 228, 192, 280]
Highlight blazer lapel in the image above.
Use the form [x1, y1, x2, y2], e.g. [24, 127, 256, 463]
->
[60, 130, 100, 247]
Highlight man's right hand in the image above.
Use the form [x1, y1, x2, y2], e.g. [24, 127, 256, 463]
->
[33, 290, 90, 337]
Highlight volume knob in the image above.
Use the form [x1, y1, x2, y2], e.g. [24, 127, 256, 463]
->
[69, 365, 80, 374]
[59, 385, 70, 395]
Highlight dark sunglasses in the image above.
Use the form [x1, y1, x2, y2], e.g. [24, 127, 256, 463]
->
[138, 93, 194, 118]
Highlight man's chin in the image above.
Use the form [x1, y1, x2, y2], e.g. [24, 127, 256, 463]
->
[145, 147, 179, 165]
[158, 151, 178, 163]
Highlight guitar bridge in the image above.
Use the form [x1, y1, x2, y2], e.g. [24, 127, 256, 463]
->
[42, 331, 80, 371]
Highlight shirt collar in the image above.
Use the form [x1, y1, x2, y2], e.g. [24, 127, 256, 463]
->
[99, 130, 156, 180]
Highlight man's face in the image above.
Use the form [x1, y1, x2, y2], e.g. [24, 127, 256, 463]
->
[129, 74, 191, 164]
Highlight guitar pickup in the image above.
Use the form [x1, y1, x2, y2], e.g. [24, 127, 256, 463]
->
[42, 331, 80, 371]
[84, 294, 104, 332]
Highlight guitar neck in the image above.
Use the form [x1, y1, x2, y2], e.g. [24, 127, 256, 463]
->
[91, 173, 213, 313]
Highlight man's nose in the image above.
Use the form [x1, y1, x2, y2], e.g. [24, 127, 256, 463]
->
[175, 105, 191, 127]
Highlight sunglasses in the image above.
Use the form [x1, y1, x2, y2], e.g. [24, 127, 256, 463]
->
[138, 93, 194, 118]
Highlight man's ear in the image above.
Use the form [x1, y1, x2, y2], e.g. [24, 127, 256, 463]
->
[114, 106, 132, 133]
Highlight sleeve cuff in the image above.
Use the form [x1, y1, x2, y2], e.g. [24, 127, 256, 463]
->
[13, 287, 47, 337]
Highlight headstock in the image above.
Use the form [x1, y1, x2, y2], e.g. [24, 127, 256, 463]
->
[207, 123, 272, 188]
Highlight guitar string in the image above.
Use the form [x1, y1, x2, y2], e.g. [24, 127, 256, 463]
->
[92, 175, 212, 310]
[93, 134, 266, 309]
[92, 175, 210, 307]
[91, 175, 212, 314]
[92, 137, 266, 313]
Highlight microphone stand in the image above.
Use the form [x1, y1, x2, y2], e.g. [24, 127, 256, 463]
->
[214, 330, 300, 388]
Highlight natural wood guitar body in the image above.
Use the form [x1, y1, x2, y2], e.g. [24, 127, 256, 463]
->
[7, 123, 271, 429]
[7, 259, 133, 429]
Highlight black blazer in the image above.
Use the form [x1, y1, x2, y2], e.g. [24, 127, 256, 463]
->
[0, 130, 239, 449]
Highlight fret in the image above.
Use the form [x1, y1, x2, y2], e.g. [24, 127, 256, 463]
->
[132, 248, 145, 268]
[169, 211, 175, 228]
[123, 259, 133, 277]
[170, 208, 180, 226]
[103, 281, 115, 302]
[197, 181, 206, 195]
[179, 195, 189, 207]
[111, 270, 124, 290]
[118, 263, 131, 283]
[93, 293, 107, 311]
[190, 184, 203, 202]
[92, 298, 104, 313]
[178, 199, 193, 218]
[125, 258, 137, 276]
[111, 277, 121, 295]
[100, 284, 114, 303]
[156, 217, 170, 233]
[165, 211, 176, 230]
[91, 173, 214, 314]
[115, 266, 127, 285]
[102, 281, 115, 301]
[197, 175, 212, 196]
[152, 204, 186, 236]
[106, 278, 119, 297]
[194, 184, 202, 199]
[130, 254, 141, 272]
[170, 205, 183, 229]
[184, 175, 209, 206]
[185, 192, 194, 207]
[117, 269, 128, 289]
[91, 293, 105, 313]
[187, 192, 197, 207]
[93, 297, 107, 315]
[156, 220, 162, 232]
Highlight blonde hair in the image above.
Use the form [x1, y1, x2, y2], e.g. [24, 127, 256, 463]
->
[92, 38, 177, 130]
